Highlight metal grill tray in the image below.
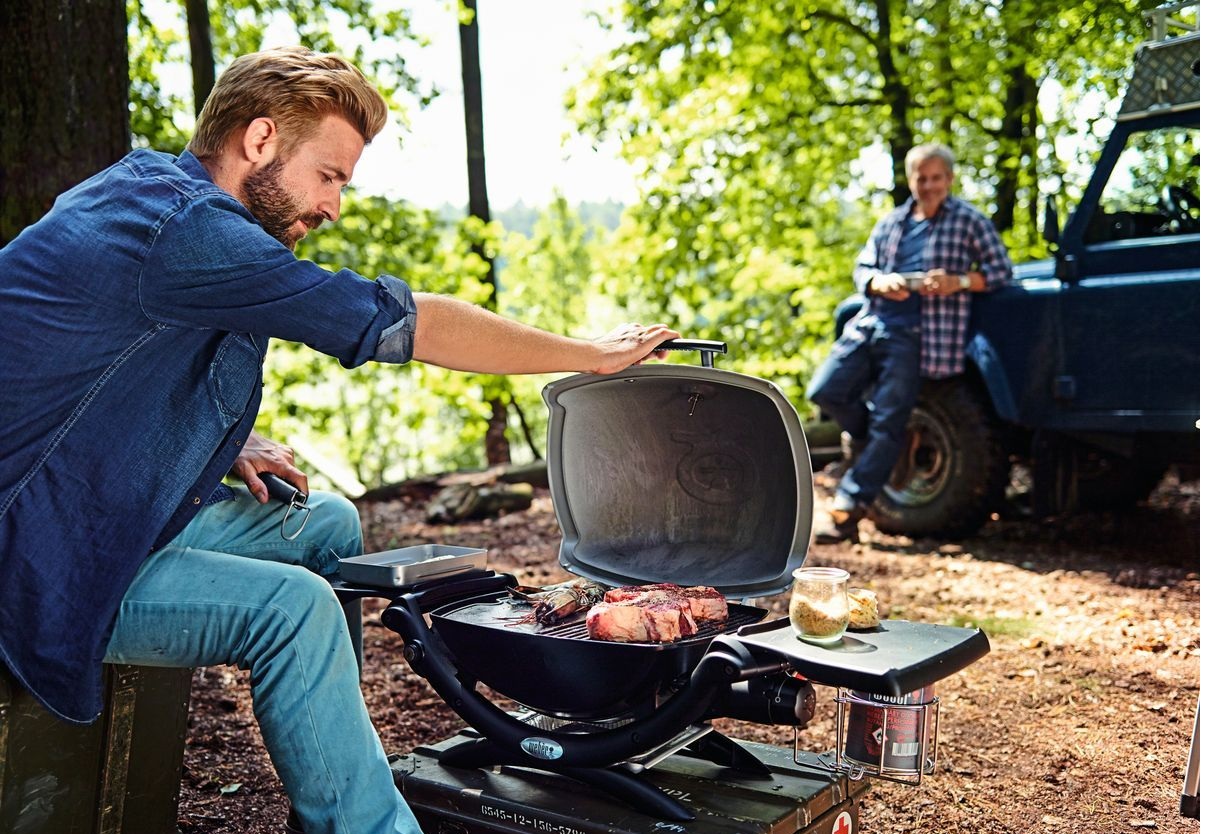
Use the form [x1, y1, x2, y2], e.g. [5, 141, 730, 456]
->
[338, 545, 488, 588]
[736, 617, 990, 696]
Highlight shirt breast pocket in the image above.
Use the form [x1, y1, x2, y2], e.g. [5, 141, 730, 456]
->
[208, 333, 263, 421]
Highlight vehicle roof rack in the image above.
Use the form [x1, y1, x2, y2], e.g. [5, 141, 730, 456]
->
[1144, 0, 1200, 41]
[1119, 0, 1200, 120]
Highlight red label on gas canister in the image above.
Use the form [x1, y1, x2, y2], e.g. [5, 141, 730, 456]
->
[841, 686, 934, 776]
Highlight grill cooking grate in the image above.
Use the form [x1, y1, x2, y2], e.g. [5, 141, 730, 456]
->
[484, 602, 759, 639]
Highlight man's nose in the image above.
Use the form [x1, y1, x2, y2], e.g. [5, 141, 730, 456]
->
[318, 192, 341, 222]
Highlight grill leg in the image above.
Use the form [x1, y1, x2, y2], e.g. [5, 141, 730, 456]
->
[340, 597, 363, 676]
[437, 737, 694, 822]
[330, 584, 364, 676]
[685, 730, 771, 775]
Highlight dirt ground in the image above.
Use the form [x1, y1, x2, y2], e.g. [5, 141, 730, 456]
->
[178, 468, 1201, 834]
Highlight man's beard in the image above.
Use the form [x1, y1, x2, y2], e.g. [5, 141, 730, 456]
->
[242, 158, 324, 251]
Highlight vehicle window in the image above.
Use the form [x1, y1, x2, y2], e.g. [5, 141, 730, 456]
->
[1085, 126, 1199, 243]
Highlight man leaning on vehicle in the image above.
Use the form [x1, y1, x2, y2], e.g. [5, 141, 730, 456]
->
[808, 143, 1012, 544]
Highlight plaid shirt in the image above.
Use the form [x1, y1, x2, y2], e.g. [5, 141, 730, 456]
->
[850, 196, 1012, 378]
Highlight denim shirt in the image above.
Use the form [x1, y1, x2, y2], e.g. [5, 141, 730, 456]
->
[0, 150, 417, 723]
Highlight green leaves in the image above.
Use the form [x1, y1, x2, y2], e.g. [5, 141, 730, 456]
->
[127, 0, 428, 141]
[572, 0, 1148, 408]
[122, 0, 1153, 490]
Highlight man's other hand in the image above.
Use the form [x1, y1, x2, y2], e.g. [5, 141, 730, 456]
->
[230, 431, 308, 503]
[870, 272, 911, 301]
[921, 269, 968, 295]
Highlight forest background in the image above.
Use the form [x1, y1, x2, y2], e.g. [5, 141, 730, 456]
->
[0, 0, 1158, 494]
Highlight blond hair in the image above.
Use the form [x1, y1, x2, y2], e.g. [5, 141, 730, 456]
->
[905, 143, 955, 177]
[187, 46, 388, 160]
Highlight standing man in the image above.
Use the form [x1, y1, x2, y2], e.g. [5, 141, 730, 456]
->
[0, 47, 677, 834]
[808, 143, 1011, 543]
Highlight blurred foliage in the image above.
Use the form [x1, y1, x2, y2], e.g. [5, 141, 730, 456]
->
[127, 0, 432, 153]
[122, 0, 1160, 491]
[570, 0, 1147, 404]
[257, 195, 507, 487]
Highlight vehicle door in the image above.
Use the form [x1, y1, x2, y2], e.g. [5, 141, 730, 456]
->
[1057, 115, 1199, 433]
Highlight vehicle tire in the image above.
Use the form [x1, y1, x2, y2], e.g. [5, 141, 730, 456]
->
[1031, 436, 1169, 515]
[1069, 448, 1168, 512]
[870, 378, 1009, 538]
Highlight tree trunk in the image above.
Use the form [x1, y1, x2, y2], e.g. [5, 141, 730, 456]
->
[936, 1, 956, 147]
[0, 0, 129, 246]
[873, 0, 913, 203]
[994, 64, 1036, 232]
[459, 0, 497, 307]
[1024, 80, 1041, 247]
[185, 0, 216, 115]
[485, 398, 512, 467]
[458, 0, 511, 465]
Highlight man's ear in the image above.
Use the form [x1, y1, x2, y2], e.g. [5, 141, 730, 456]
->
[240, 117, 279, 164]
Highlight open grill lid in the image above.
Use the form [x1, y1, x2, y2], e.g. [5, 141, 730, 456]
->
[542, 362, 813, 599]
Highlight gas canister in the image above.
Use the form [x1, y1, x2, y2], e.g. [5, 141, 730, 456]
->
[834, 686, 939, 785]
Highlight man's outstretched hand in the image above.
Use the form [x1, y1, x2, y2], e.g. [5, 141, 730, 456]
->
[586, 322, 681, 374]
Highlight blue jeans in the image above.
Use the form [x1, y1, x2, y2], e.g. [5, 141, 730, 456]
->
[807, 316, 921, 508]
[104, 487, 421, 834]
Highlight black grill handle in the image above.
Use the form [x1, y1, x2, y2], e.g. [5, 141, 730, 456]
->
[400, 572, 517, 614]
[258, 472, 306, 505]
[655, 339, 727, 368]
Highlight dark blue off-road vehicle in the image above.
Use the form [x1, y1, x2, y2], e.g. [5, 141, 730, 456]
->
[843, 1, 1200, 537]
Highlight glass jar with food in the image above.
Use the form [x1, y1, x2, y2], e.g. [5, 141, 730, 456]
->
[789, 567, 850, 644]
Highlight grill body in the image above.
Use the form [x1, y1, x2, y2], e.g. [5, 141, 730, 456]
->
[429, 591, 767, 718]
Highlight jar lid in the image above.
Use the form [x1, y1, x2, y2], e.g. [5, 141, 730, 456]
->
[793, 566, 850, 582]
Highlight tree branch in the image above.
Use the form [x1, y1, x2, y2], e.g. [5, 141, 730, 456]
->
[809, 8, 880, 50]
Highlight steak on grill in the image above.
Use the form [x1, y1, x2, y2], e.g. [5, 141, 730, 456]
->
[586, 598, 696, 642]
[587, 584, 727, 643]
[604, 584, 729, 624]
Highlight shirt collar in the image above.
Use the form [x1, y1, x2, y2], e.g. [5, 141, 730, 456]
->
[903, 194, 954, 222]
[175, 150, 215, 184]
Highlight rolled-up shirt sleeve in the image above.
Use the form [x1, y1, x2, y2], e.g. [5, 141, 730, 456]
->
[139, 195, 417, 368]
[373, 275, 416, 363]
[853, 215, 893, 296]
[971, 216, 1012, 290]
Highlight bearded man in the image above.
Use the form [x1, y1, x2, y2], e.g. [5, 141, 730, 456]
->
[0, 47, 676, 834]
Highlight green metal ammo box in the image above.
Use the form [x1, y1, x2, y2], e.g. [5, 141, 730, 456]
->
[0, 663, 192, 834]
[394, 730, 870, 834]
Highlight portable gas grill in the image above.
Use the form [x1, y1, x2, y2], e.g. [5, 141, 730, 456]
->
[333, 340, 989, 831]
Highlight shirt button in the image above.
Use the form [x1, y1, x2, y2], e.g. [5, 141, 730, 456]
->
[235, 440, 242, 446]
[192, 496, 201, 505]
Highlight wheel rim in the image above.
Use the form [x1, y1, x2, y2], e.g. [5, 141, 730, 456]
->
[882, 409, 954, 507]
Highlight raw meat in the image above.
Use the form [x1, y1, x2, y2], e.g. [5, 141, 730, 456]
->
[585, 598, 697, 643]
[604, 583, 728, 623]
[588, 583, 728, 643]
